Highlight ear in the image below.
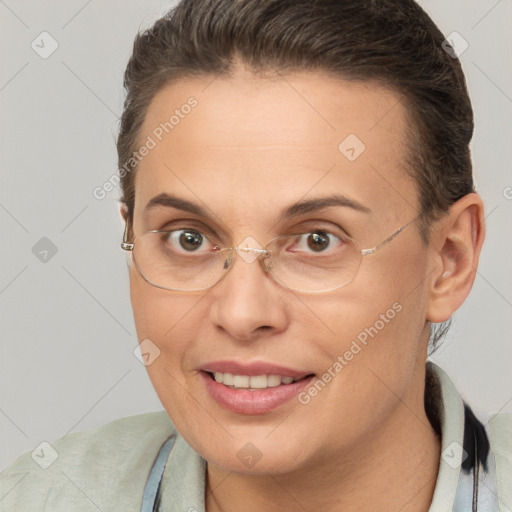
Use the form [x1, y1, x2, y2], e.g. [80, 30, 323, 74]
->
[426, 193, 485, 323]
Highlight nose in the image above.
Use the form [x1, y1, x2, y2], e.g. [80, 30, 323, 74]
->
[208, 246, 288, 342]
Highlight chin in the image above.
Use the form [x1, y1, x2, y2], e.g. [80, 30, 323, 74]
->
[206, 447, 309, 476]
[196, 427, 313, 475]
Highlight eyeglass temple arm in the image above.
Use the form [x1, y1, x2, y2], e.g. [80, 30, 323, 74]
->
[121, 219, 134, 251]
[360, 215, 420, 256]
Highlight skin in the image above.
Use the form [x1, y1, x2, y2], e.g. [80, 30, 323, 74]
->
[123, 64, 485, 511]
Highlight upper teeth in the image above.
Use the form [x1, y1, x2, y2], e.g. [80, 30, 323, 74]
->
[213, 372, 297, 389]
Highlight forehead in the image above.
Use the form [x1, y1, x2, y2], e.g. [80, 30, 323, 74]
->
[134, 70, 418, 227]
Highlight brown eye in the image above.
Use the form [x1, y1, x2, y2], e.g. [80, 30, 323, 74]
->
[307, 232, 330, 252]
[288, 230, 346, 255]
[179, 230, 203, 251]
[164, 230, 210, 253]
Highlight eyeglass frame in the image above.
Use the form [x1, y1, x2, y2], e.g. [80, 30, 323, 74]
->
[120, 213, 422, 293]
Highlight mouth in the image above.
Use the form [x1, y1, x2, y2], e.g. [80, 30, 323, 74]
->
[199, 369, 316, 414]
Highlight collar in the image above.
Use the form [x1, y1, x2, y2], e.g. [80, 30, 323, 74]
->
[427, 360, 467, 511]
[426, 361, 499, 512]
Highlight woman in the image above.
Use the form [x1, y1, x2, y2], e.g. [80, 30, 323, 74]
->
[1, 0, 510, 510]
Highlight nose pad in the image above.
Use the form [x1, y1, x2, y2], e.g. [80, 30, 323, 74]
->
[222, 249, 235, 270]
[261, 252, 272, 271]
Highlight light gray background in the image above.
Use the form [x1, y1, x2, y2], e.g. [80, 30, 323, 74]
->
[1, 0, 511, 472]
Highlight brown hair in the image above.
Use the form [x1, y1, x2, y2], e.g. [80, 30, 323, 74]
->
[117, 0, 475, 349]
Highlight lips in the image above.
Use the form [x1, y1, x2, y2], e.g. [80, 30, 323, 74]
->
[199, 360, 315, 414]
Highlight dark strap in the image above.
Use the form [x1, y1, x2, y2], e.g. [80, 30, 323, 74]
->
[141, 435, 175, 512]
[453, 408, 499, 511]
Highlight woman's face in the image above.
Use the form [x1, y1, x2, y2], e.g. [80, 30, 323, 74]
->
[128, 69, 435, 474]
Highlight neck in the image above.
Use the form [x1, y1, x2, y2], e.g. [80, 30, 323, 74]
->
[206, 365, 441, 512]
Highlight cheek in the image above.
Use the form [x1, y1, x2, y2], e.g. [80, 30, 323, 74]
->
[129, 268, 203, 372]
[304, 291, 416, 400]
[129, 269, 209, 422]
[292, 287, 426, 458]
[130, 271, 168, 341]
[306, 246, 430, 403]
[313, 250, 426, 349]
[130, 265, 193, 335]
[128, 263, 226, 395]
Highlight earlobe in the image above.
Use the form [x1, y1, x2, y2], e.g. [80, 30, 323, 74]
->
[426, 193, 485, 323]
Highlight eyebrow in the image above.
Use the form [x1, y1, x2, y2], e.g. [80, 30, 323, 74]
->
[144, 192, 371, 221]
[145, 193, 208, 217]
[278, 194, 371, 222]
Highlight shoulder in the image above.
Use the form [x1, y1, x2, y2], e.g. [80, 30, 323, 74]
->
[0, 410, 176, 512]
[488, 411, 512, 510]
